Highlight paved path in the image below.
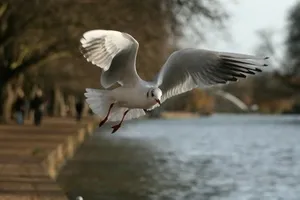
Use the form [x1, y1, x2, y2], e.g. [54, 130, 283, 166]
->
[0, 117, 96, 200]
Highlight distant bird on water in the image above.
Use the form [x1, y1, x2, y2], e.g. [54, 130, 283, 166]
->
[80, 29, 268, 134]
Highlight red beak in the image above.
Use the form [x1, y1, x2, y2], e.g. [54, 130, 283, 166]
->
[155, 99, 161, 105]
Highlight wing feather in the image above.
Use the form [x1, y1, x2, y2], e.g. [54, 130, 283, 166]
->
[80, 30, 141, 88]
[153, 48, 268, 105]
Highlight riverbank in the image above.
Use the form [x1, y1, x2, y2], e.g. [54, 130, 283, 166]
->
[160, 111, 202, 119]
[147, 111, 212, 119]
[0, 117, 96, 200]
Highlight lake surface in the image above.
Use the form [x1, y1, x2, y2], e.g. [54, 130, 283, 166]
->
[57, 114, 300, 200]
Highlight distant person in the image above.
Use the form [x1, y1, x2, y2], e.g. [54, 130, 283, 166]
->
[31, 89, 45, 126]
[13, 91, 26, 125]
[75, 98, 84, 121]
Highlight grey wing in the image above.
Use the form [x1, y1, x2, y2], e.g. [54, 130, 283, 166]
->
[80, 30, 140, 88]
[154, 48, 268, 104]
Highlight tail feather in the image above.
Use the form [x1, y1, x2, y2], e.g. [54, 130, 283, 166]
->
[84, 88, 112, 118]
[84, 88, 146, 122]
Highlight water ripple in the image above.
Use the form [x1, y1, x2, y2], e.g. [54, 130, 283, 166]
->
[58, 114, 300, 200]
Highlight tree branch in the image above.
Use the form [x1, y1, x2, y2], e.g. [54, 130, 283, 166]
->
[4, 45, 70, 84]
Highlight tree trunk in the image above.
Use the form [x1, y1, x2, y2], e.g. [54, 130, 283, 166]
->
[47, 88, 55, 117]
[67, 95, 76, 117]
[82, 101, 90, 117]
[53, 86, 66, 117]
[53, 87, 60, 116]
[60, 95, 67, 117]
[0, 81, 5, 123]
[3, 83, 16, 123]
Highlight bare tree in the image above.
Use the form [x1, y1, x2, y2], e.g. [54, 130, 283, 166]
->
[0, 0, 229, 121]
[0, 0, 94, 121]
[286, 1, 300, 75]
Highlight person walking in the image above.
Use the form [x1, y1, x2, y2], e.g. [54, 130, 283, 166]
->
[75, 97, 84, 122]
[31, 89, 45, 126]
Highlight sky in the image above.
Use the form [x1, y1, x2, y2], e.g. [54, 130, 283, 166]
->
[196, 0, 298, 55]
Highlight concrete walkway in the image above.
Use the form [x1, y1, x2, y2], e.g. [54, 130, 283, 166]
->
[0, 117, 96, 200]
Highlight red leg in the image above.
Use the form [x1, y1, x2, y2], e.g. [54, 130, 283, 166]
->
[99, 103, 114, 127]
[111, 109, 130, 134]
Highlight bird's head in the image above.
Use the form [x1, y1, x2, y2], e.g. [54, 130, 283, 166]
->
[147, 88, 162, 105]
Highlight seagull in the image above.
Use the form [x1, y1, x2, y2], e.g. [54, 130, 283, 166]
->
[80, 29, 268, 134]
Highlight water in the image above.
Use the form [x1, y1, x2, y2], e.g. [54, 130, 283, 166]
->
[57, 114, 300, 200]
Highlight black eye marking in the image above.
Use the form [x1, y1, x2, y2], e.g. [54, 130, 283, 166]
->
[147, 89, 156, 98]
[151, 90, 154, 97]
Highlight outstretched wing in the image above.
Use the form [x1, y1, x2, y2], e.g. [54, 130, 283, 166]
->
[154, 48, 268, 104]
[80, 30, 141, 88]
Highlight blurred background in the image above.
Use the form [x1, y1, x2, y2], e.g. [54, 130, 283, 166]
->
[1, 0, 300, 200]
[1, 0, 300, 121]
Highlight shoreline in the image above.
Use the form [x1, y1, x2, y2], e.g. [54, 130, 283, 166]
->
[0, 117, 97, 200]
[147, 111, 212, 119]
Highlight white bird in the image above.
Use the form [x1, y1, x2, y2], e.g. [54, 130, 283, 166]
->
[80, 29, 268, 133]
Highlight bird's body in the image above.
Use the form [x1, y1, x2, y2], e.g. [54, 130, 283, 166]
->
[110, 85, 156, 109]
[80, 29, 269, 133]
